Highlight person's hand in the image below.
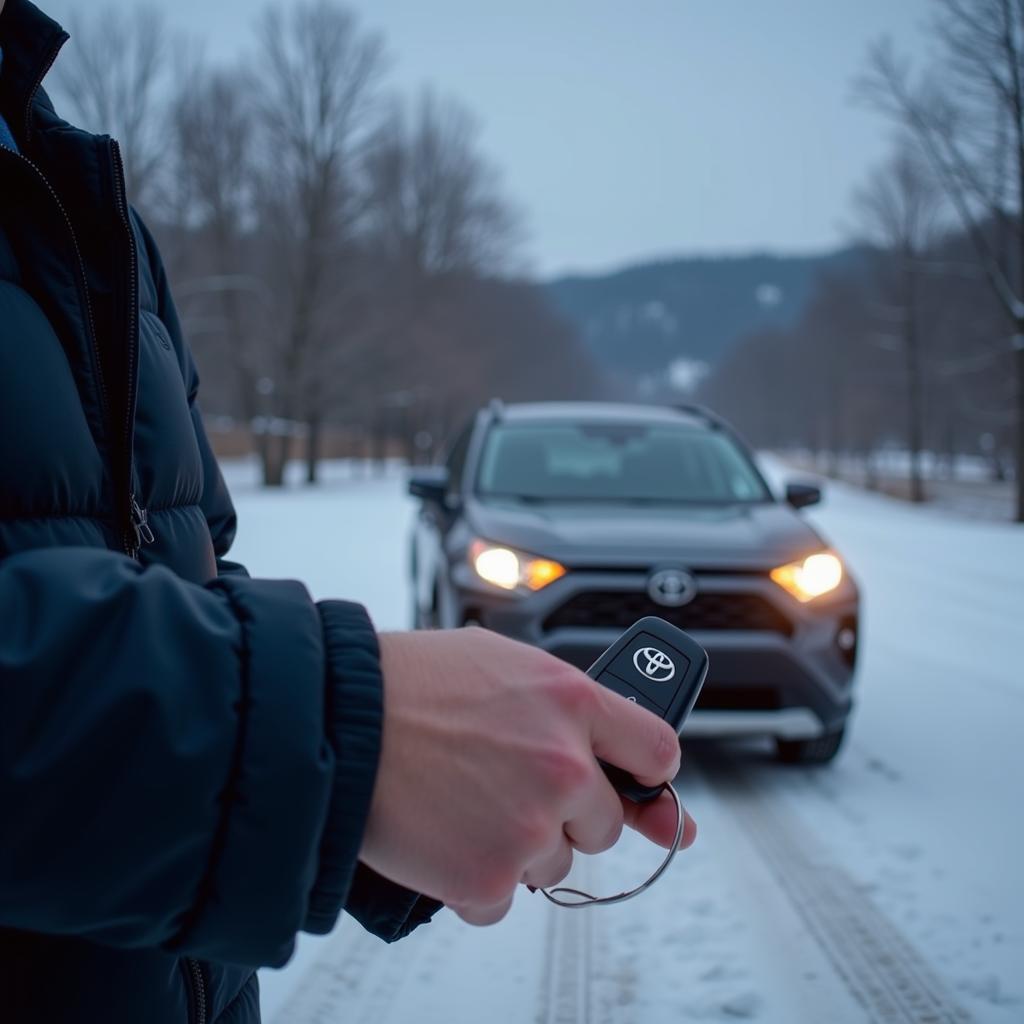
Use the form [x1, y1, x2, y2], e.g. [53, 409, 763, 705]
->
[359, 627, 697, 926]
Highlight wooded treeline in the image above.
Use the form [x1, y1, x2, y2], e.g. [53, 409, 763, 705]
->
[705, 0, 1024, 520]
[54, 1, 602, 485]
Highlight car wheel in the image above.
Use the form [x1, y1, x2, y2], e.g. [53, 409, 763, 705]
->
[415, 583, 441, 630]
[411, 587, 435, 629]
[775, 727, 846, 765]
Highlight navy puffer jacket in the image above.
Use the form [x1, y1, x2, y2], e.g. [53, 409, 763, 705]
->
[0, 2, 439, 1021]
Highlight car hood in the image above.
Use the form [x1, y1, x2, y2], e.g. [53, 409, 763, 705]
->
[464, 498, 825, 569]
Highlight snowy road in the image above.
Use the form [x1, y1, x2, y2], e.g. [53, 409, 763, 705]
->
[221, 459, 1023, 1024]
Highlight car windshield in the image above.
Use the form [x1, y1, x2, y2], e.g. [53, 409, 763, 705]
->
[476, 421, 771, 503]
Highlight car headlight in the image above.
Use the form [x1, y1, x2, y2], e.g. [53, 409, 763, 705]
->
[469, 540, 566, 592]
[770, 551, 843, 602]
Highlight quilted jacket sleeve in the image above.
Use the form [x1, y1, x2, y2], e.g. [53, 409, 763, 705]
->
[0, 545, 334, 965]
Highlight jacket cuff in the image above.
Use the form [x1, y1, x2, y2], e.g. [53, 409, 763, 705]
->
[345, 863, 444, 942]
[304, 600, 385, 934]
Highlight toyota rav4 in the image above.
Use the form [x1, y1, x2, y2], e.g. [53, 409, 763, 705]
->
[408, 401, 860, 764]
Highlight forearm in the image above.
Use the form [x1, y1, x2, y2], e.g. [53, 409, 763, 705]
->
[0, 548, 354, 965]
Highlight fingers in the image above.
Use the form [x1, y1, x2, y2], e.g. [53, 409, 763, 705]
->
[454, 835, 575, 922]
[589, 689, 681, 787]
[522, 836, 574, 889]
[621, 790, 698, 850]
[450, 893, 515, 927]
[564, 773, 624, 854]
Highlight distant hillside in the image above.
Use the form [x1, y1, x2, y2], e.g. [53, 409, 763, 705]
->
[546, 248, 869, 379]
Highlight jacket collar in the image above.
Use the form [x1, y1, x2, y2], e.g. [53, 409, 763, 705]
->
[0, 0, 68, 142]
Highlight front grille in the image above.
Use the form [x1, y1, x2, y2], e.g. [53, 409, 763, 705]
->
[543, 590, 793, 636]
[695, 686, 781, 711]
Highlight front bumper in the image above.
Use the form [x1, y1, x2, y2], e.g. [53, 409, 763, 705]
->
[446, 564, 858, 738]
[683, 709, 824, 739]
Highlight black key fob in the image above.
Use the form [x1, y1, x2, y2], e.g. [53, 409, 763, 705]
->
[587, 616, 709, 804]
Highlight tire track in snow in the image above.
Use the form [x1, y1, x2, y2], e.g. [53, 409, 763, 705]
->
[703, 759, 973, 1024]
[537, 861, 596, 1024]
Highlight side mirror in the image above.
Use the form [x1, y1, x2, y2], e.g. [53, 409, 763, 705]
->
[785, 481, 822, 510]
[408, 466, 452, 506]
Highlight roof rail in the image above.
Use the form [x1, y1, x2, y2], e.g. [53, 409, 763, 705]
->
[487, 397, 505, 419]
[671, 402, 727, 429]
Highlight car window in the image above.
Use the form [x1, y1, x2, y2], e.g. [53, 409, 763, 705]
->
[476, 422, 770, 503]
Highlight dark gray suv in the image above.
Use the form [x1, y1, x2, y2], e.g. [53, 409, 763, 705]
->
[409, 401, 859, 763]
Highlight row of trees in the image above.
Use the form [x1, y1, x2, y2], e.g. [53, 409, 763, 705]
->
[55, 2, 601, 484]
[704, 0, 1023, 520]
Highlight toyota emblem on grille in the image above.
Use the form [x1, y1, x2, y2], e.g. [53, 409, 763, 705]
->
[633, 646, 676, 681]
[647, 568, 698, 608]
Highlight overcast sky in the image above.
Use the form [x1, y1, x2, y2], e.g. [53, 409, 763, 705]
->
[39, 0, 934, 277]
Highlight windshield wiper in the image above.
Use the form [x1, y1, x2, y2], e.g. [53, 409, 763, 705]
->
[481, 493, 761, 506]
[479, 492, 552, 504]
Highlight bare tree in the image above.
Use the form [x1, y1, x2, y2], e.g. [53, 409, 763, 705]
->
[858, 0, 1024, 519]
[168, 66, 280, 464]
[357, 88, 527, 445]
[251, 0, 386, 485]
[853, 142, 944, 501]
[54, 4, 169, 210]
[365, 89, 522, 284]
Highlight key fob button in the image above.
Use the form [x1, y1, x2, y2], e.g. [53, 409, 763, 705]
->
[607, 632, 691, 711]
[599, 671, 667, 715]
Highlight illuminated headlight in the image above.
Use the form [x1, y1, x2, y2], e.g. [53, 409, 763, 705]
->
[770, 551, 843, 602]
[469, 540, 566, 592]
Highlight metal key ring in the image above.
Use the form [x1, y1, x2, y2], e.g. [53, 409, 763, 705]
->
[532, 782, 685, 908]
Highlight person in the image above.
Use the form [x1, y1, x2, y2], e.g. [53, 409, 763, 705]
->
[0, 1, 696, 1020]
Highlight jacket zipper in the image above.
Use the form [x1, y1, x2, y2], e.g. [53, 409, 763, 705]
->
[110, 141, 153, 558]
[130, 493, 155, 546]
[184, 957, 208, 1024]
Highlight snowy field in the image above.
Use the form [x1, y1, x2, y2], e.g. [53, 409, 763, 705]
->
[219, 458, 1024, 1024]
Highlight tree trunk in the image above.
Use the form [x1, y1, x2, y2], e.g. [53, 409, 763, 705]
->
[306, 415, 321, 485]
[905, 264, 925, 503]
[1015, 50, 1024, 522]
[943, 415, 956, 481]
[251, 426, 273, 481]
[262, 432, 291, 488]
[258, 429, 272, 477]
[372, 424, 387, 476]
[362, 424, 375, 476]
[1015, 336, 1024, 522]
[864, 449, 879, 491]
[261, 444, 285, 488]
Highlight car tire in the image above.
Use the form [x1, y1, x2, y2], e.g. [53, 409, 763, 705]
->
[415, 583, 441, 630]
[775, 727, 846, 765]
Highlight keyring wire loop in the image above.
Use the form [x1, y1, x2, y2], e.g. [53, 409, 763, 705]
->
[534, 782, 684, 908]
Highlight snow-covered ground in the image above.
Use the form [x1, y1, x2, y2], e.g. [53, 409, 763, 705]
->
[220, 458, 1024, 1024]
